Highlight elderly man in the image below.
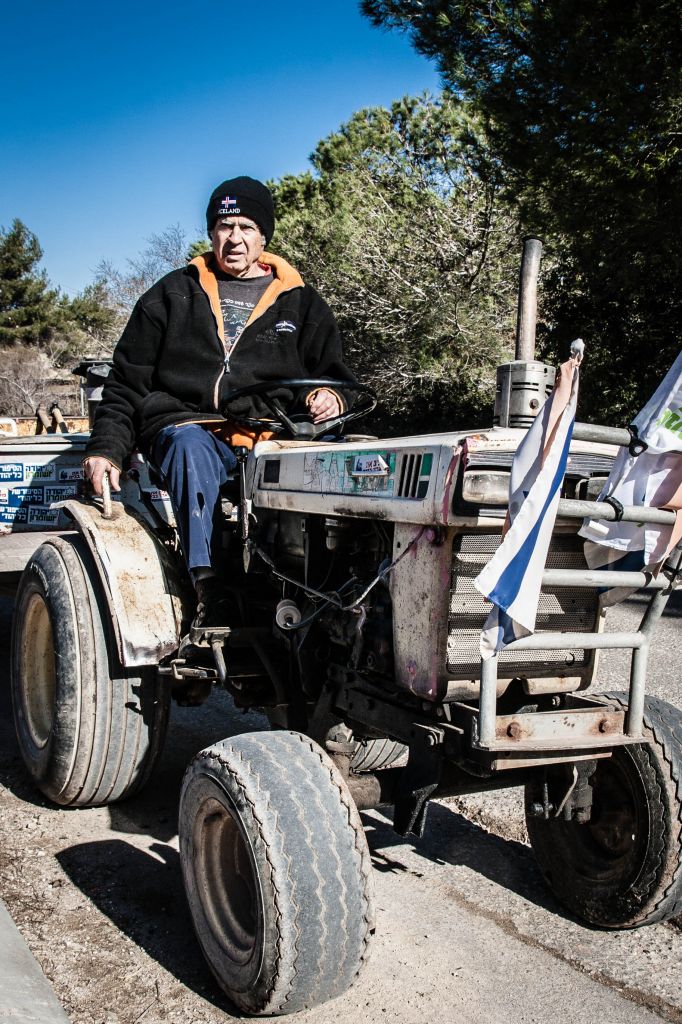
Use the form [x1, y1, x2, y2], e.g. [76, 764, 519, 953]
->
[84, 176, 352, 629]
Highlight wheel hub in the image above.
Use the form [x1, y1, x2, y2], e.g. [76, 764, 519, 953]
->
[194, 797, 259, 966]
[21, 592, 56, 748]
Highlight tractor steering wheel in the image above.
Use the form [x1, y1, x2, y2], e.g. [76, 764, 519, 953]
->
[220, 378, 377, 441]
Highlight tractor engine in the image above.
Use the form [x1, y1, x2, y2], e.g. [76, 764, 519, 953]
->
[254, 507, 396, 691]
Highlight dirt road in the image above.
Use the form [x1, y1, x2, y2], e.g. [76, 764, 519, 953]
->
[1, 593, 680, 1024]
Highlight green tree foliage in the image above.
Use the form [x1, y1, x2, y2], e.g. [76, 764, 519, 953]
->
[56, 282, 119, 362]
[0, 219, 60, 346]
[66, 282, 116, 337]
[0, 220, 122, 413]
[270, 93, 521, 432]
[361, 0, 682, 422]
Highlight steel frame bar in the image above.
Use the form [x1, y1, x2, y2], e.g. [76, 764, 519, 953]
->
[506, 631, 645, 651]
[478, 547, 682, 746]
[478, 633, 647, 745]
[542, 568, 667, 589]
[557, 498, 676, 525]
[476, 418, 681, 750]
[572, 422, 632, 446]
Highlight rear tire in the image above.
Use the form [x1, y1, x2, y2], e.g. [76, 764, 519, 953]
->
[179, 730, 375, 1015]
[350, 737, 408, 772]
[525, 693, 682, 928]
[11, 537, 169, 807]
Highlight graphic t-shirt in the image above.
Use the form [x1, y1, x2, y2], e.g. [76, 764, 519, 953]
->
[216, 270, 273, 357]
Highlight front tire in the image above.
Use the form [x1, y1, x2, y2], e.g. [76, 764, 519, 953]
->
[179, 730, 375, 1015]
[11, 537, 169, 807]
[525, 694, 682, 928]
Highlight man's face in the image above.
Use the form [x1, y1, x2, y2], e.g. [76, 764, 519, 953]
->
[211, 216, 266, 278]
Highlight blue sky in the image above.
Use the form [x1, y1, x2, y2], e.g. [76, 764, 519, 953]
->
[1, 1, 439, 297]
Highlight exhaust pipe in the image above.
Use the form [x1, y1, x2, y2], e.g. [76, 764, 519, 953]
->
[494, 237, 556, 429]
[515, 236, 543, 361]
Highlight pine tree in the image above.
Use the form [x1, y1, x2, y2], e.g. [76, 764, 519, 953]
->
[270, 93, 522, 433]
[0, 219, 60, 345]
[362, 0, 682, 423]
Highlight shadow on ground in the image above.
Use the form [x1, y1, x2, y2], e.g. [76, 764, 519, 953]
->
[56, 836, 241, 1016]
[55, 795, 561, 1014]
[3, 587, 679, 1005]
[362, 801, 566, 920]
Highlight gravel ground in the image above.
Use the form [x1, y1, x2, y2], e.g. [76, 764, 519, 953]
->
[0, 592, 680, 1023]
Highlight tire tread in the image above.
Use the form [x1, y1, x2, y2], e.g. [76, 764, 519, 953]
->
[350, 737, 407, 772]
[526, 691, 682, 928]
[605, 692, 682, 924]
[11, 537, 169, 807]
[181, 730, 375, 1014]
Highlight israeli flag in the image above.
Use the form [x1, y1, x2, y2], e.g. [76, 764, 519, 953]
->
[475, 342, 583, 658]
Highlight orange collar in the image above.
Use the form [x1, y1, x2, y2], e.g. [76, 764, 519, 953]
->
[189, 252, 304, 342]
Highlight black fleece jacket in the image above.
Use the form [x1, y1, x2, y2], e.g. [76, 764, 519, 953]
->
[86, 252, 352, 468]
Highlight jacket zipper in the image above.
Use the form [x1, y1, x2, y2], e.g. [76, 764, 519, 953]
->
[209, 276, 300, 412]
[211, 306, 259, 411]
[213, 352, 231, 411]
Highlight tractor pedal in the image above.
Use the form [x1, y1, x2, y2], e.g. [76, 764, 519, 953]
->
[189, 624, 233, 646]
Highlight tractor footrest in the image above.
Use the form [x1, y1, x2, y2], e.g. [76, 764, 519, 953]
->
[159, 659, 219, 682]
[189, 624, 233, 646]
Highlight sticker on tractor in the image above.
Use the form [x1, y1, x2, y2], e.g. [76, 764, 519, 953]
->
[349, 454, 390, 477]
[7, 486, 44, 505]
[24, 463, 56, 481]
[28, 507, 61, 526]
[0, 507, 27, 523]
[303, 451, 396, 495]
[45, 485, 79, 503]
[0, 464, 25, 482]
[58, 466, 85, 482]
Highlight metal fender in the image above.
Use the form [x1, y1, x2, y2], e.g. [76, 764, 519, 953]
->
[59, 498, 185, 668]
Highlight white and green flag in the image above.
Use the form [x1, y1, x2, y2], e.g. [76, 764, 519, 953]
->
[580, 350, 682, 602]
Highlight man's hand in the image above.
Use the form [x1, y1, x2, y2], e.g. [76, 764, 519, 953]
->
[82, 457, 121, 496]
[306, 388, 342, 424]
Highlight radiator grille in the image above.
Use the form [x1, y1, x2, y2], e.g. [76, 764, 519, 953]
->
[464, 449, 615, 483]
[397, 453, 423, 498]
[446, 533, 597, 677]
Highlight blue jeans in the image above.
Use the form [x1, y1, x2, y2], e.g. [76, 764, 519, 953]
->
[152, 424, 238, 573]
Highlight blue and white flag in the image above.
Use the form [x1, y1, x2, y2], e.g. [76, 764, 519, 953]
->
[475, 342, 583, 659]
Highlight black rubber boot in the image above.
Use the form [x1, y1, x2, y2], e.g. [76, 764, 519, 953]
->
[192, 576, 238, 633]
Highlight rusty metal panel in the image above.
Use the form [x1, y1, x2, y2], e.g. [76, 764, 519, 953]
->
[485, 707, 627, 751]
[60, 499, 184, 667]
[489, 749, 614, 771]
[389, 524, 454, 700]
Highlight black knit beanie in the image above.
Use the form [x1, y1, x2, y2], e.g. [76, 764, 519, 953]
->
[206, 176, 275, 243]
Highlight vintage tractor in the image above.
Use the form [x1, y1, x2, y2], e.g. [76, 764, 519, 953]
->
[8, 242, 682, 1015]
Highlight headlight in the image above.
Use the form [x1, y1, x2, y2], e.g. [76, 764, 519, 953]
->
[461, 470, 510, 506]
